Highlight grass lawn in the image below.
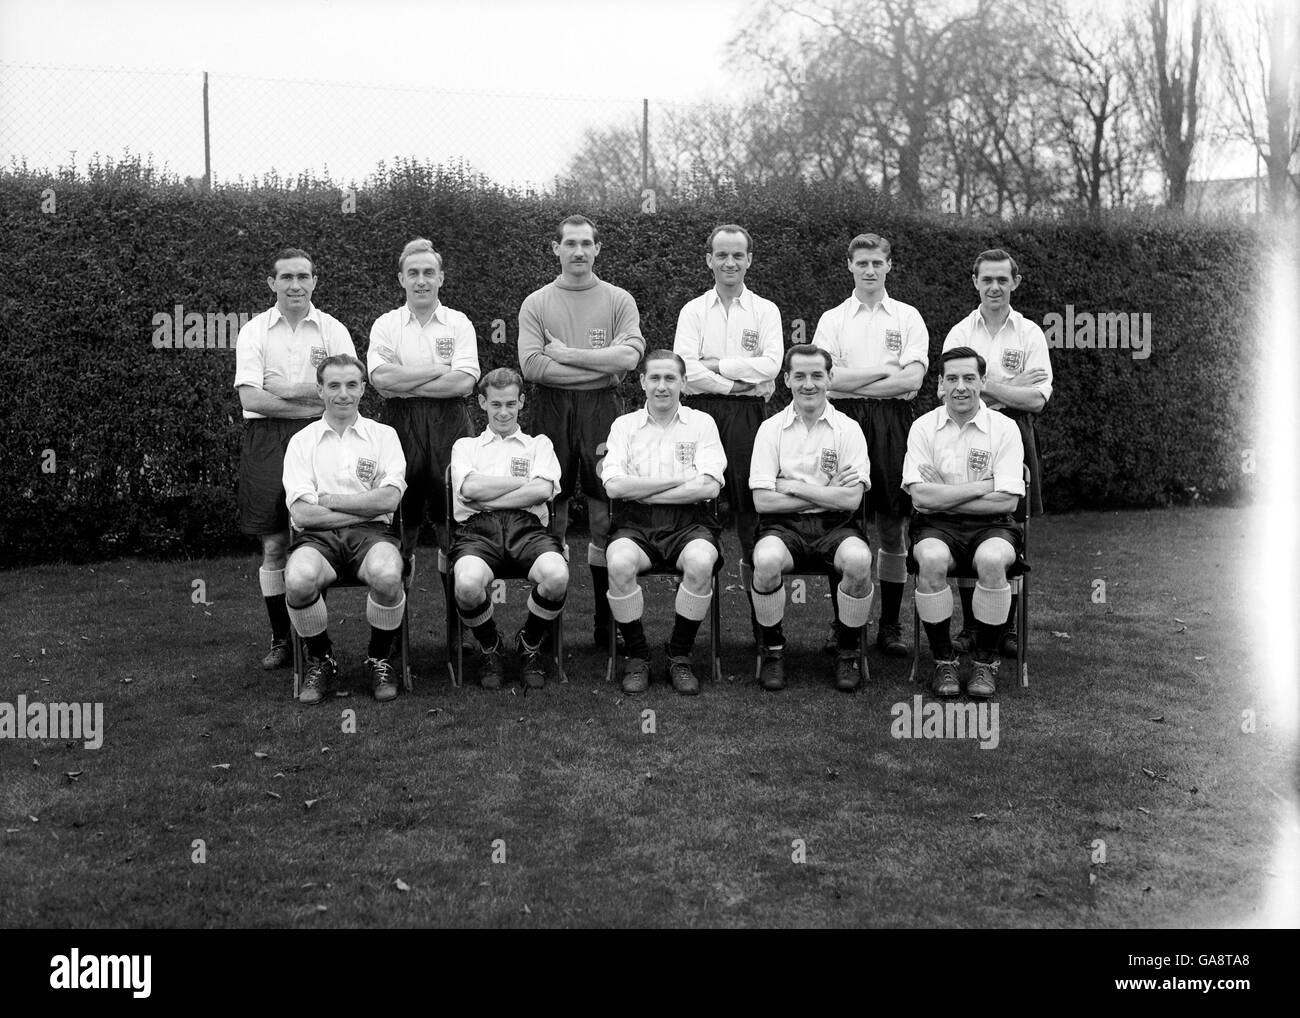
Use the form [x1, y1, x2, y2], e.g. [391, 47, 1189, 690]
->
[0, 506, 1293, 928]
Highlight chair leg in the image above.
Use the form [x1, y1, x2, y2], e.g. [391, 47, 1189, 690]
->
[1018, 576, 1029, 688]
[291, 628, 304, 700]
[710, 571, 722, 685]
[605, 611, 617, 683]
[907, 599, 920, 684]
[554, 612, 568, 684]
[443, 567, 460, 688]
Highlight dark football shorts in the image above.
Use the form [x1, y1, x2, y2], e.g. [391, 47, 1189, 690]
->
[530, 386, 621, 502]
[239, 416, 315, 535]
[682, 394, 765, 516]
[831, 397, 913, 518]
[909, 511, 1023, 572]
[385, 397, 472, 536]
[448, 508, 565, 577]
[289, 521, 400, 582]
[610, 500, 721, 570]
[755, 511, 867, 572]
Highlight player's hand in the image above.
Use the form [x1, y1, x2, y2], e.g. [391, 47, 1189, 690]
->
[830, 466, 861, 488]
[263, 374, 291, 398]
[1010, 368, 1048, 386]
[543, 328, 572, 363]
[918, 464, 944, 484]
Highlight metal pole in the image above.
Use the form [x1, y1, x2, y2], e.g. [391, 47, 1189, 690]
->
[641, 98, 649, 193]
[203, 71, 212, 190]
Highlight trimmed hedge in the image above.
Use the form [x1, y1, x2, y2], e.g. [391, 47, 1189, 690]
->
[1, 166, 1262, 565]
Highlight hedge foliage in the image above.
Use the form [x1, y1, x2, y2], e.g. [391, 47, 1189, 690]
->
[1, 162, 1263, 565]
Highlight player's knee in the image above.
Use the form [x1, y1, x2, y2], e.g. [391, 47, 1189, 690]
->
[973, 543, 1010, 581]
[284, 560, 320, 601]
[841, 545, 873, 583]
[605, 542, 638, 582]
[453, 568, 487, 606]
[680, 545, 716, 585]
[914, 544, 949, 581]
[536, 557, 569, 598]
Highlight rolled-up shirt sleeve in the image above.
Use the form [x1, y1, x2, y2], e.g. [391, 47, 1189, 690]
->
[532, 436, 562, 497]
[375, 426, 408, 497]
[599, 417, 630, 484]
[748, 421, 779, 491]
[694, 414, 728, 485]
[283, 431, 319, 511]
[990, 419, 1026, 496]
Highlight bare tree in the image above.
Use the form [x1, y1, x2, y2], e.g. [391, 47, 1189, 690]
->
[1212, 0, 1299, 212]
[1130, 0, 1205, 210]
[731, 0, 993, 209]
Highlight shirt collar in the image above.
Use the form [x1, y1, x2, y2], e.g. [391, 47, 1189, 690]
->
[705, 286, 752, 310]
[937, 399, 991, 433]
[478, 426, 525, 445]
[850, 291, 893, 316]
[974, 306, 1021, 334]
[400, 303, 445, 326]
[313, 413, 370, 442]
[636, 404, 688, 428]
[780, 399, 835, 429]
[268, 304, 321, 329]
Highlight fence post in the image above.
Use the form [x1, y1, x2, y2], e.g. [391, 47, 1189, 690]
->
[203, 70, 212, 191]
[641, 98, 649, 194]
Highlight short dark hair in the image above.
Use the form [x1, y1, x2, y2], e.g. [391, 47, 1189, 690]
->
[708, 224, 752, 253]
[847, 233, 891, 260]
[477, 366, 524, 397]
[940, 345, 987, 377]
[972, 248, 1020, 278]
[556, 214, 599, 244]
[640, 348, 686, 376]
[316, 354, 366, 385]
[270, 247, 314, 276]
[783, 344, 833, 373]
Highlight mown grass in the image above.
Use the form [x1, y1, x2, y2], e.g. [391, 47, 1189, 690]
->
[0, 507, 1292, 928]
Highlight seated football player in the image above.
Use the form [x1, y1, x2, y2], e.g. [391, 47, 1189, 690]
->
[282, 355, 408, 704]
[748, 344, 874, 693]
[449, 367, 569, 690]
[601, 349, 727, 695]
[902, 346, 1025, 699]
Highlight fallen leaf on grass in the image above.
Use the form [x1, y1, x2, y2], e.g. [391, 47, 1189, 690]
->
[273, 772, 285, 779]
[1141, 767, 1156, 779]
[1148, 716, 1165, 723]
[64, 770, 83, 781]
[1172, 625, 1186, 634]
[824, 767, 839, 781]
[395, 878, 410, 892]
[1174, 617, 1186, 625]
[521, 904, 531, 915]
[1137, 806, 1151, 815]
[1051, 631, 1070, 640]
[1088, 873, 1097, 886]
[315, 905, 327, 913]
[5, 828, 21, 834]
[1193, 656, 1206, 661]
[31, 759, 38, 768]
[121, 677, 133, 684]
[28, 816, 38, 823]
[426, 708, 441, 715]
[253, 752, 269, 759]
[1142, 885, 1153, 893]
[210, 763, 231, 770]
[304, 799, 319, 809]
[264, 791, 281, 800]
[970, 813, 988, 821]
[320, 747, 330, 754]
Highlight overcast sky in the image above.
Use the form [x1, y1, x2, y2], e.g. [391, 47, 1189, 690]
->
[0, 0, 1262, 186]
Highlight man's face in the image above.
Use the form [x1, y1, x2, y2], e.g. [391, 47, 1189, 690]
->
[640, 357, 684, 413]
[940, 357, 985, 415]
[479, 384, 524, 437]
[317, 364, 365, 419]
[268, 257, 316, 313]
[552, 223, 599, 278]
[784, 353, 831, 415]
[706, 231, 752, 289]
[848, 247, 890, 299]
[399, 252, 443, 311]
[973, 259, 1020, 313]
